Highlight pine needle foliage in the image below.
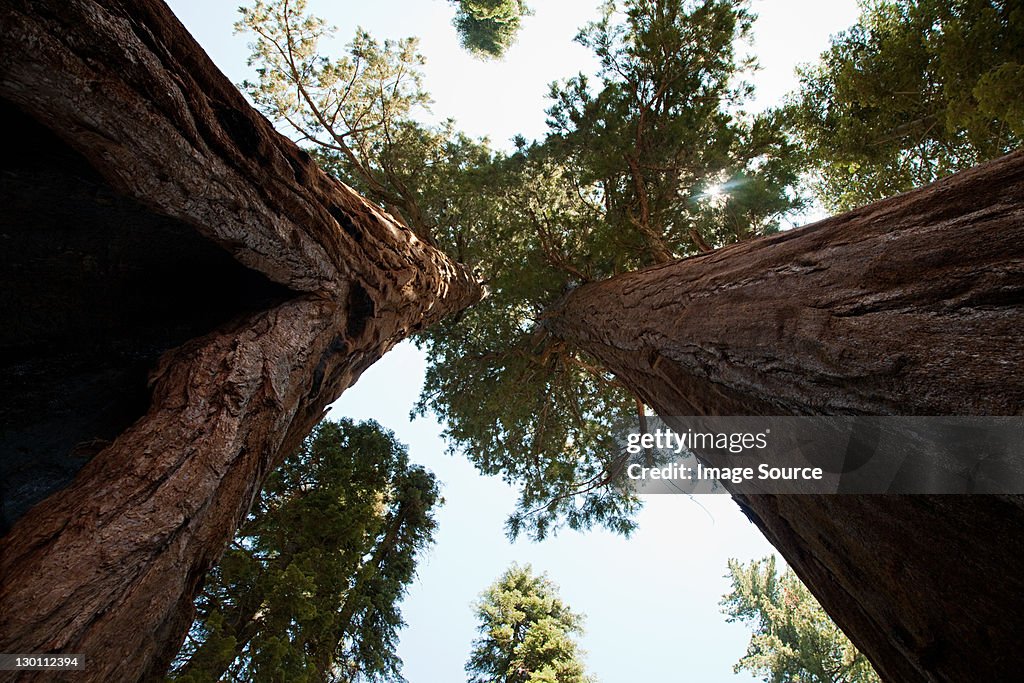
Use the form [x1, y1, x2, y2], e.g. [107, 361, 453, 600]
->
[722, 556, 882, 683]
[467, 564, 593, 683]
[785, 0, 1024, 211]
[171, 420, 440, 682]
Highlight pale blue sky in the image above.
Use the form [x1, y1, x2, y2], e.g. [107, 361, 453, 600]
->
[164, 1, 861, 680]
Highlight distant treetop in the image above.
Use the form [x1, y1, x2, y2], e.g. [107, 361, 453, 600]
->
[467, 564, 593, 683]
[451, 0, 532, 58]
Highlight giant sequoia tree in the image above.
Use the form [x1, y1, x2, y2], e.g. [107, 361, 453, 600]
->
[541, 149, 1024, 682]
[1, 1, 1022, 682]
[0, 1, 480, 680]
[426, 2, 1022, 681]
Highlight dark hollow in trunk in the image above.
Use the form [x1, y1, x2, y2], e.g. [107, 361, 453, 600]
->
[547, 148, 1024, 683]
[0, 100, 295, 529]
[0, 1, 482, 681]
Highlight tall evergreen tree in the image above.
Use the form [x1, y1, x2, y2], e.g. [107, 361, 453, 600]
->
[722, 556, 881, 683]
[170, 419, 440, 682]
[0, 3, 482, 679]
[785, 0, 1024, 211]
[466, 565, 591, 683]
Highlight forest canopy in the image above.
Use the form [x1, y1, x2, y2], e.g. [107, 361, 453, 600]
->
[786, 0, 1024, 210]
[3, 2, 1021, 682]
[236, 0, 1023, 540]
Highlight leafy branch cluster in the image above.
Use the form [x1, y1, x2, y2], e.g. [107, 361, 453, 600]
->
[722, 556, 881, 683]
[785, 0, 1023, 211]
[452, 0, 533, 58]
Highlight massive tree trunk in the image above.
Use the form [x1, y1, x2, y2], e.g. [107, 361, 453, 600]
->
[546, 149, 1024, 682]
[0, 1, 481, 681]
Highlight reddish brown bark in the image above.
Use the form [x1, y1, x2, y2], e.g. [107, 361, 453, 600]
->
[547, 149, 1024, 682]
[0, 1, 481, 681]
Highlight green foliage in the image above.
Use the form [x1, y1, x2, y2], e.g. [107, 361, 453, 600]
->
[450, 0, 532, 58]
[466, 564, 592, 683]
[546, 0, 801, 256]
[170, 419, 440, 682]
[237, 0, 436, 237]
[237, 0, 503, 246]
[786, 0, 1024, 211]
[721, 556, 881, 683]
[416, 0, 803, 540]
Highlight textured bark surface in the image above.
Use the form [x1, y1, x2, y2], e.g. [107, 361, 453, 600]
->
[0, 1, 481, 681]
[547, 149, 1024, 682]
